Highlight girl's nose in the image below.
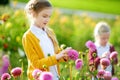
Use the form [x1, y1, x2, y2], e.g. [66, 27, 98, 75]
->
[46, 18, 50, 23]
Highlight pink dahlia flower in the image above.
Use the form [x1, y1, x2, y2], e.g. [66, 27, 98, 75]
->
[11, 67, 22, 78]
[110, 51, 118, 60]
[104, 71, 112, 80]
[75, 59, 83, 70]
[32, 69, 42, 80]
[0, 55, 10, 76]
[111, 77, 119, 80]
[67, 49, 79, 61]
[85, 40, 96, 52]
[39, 72, 53, 80]
[1, 73, 11, 80]
[97, 69, 105, 78]
[100, 58, 110, 67]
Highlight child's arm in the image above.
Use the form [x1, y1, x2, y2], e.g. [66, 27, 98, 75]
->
[22, 33, 70, 70]
[22, 35, 58, 70]
[46, 27, 69, 62]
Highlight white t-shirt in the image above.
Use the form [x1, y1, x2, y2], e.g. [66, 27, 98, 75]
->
[30, 25, 59, 80]
[95, 42, 112, 73]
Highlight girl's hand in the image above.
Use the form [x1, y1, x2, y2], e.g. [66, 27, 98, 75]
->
[102, 52, 110, 58]
[56, 47, 72, 60]
[101, 64, 107, 70]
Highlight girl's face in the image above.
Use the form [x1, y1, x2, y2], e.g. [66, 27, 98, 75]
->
[96, 32, 110, 46]
[33, 8, 53, 28]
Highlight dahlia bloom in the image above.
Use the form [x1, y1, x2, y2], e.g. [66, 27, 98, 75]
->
[75, 59, 83, 70]
[0, 55, 10, 76]
[100, 58, 110, 67]
[2, 55, 10, 67]
[110, 51, 118, 60]
[39, 72, 53, 80]
[11, 67, 22, 78]
[104, 71, 112, 80]
[97, 69, 105, 78]
[85, 40, 96, 52]
[111, 77, 119, 80]
[32, 69, 42, 80]
[67, 49, 79, 60]
[1, 73, 11, 80]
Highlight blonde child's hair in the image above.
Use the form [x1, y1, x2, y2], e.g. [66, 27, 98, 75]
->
[25, 0, 52, 14]
[94, 21, 110, 37]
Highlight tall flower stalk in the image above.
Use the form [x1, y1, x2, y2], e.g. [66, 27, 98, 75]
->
[69, 62, 72, 80]
[85, 40, 98, 79]
[67, 49, 79, 80]
[74, 51, 83, 79]
[60, 44, 80, 80]
[20, 60, 23, 80]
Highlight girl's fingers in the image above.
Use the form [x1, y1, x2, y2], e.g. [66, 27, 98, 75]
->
[63, 54, 69, 61]
[66, 47, 72, 50]
[64, 53, 68, 57]
[64, 47, 72, 53]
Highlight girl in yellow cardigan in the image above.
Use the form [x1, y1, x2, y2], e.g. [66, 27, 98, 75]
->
[22, 0, 71, 80]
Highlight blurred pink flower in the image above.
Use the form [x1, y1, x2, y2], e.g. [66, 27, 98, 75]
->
[39, 72, 53, 80]
[97, 69, 105, 78]
[110, 51, 118, 60]
[95, 57, 100, 65]
[100, 58, 110, 67]
[104, 71, 112, 80]
[67, 49, 79, 60]
[2, 55, 9, 67]
[1, 73, 11, 80]
[111, 77, 119, 80]
[75, 59, 83, 70]
[0, 55, 10, 76]
[85, 40, 96, 52]
[11, 67, 22, 78]
[32, 69, 42, 80]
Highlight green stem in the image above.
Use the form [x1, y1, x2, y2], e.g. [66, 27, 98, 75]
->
[13, 77, 16, 80]
[79, 71, 81, 80]
[21, 62, 23, 80]
[69, 64, 72, 80]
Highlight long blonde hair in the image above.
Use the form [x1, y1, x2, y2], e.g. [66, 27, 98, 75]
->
[94, 21, 110, 37]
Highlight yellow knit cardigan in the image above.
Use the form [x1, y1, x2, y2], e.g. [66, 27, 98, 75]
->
[22, 27, 64, 80]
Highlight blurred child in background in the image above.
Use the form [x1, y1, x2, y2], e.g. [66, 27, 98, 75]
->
[88, 22, 118, 80]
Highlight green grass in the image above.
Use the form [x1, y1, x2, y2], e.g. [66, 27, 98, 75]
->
[50, 0, 120, 14]
[16, 0, 120, 14]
